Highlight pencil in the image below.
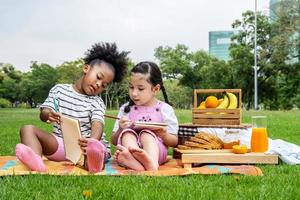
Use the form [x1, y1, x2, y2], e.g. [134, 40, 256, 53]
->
[104, 114, 120, 120]
[53, 97, 59, 112]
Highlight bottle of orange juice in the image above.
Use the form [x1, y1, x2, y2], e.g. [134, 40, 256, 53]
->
[251, 116, 269, 152]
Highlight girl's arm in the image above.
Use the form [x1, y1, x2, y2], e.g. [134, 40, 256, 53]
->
[40, 108, 51, 122]
[111, 117, 132, 146]
[111, 129, 122, 146]
[83, 99, 105, 142]
[159, 104, 179, 147]
[90, 120, 103, 140]
[40, 108, 60, 124]
[155, 129, 178, 147]
[79, 120, 103, 154]
[110, 104, 131, 146]
[162, 133, 178, 147]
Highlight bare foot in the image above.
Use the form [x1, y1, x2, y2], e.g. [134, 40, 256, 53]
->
[129, 147, 159, 171]
[114, 145, 145, 171]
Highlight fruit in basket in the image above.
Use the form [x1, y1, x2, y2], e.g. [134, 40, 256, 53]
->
[232, 145, 248, 154]
[216, 94, 229, 109]
[196, 92, 238, 110]
[227, 92, 238, 109]
[198, 101, 206, 109]
[205, 96, 219, 108]
[218, 98, 224, 105]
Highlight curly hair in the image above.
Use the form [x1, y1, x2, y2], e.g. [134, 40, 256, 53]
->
[83, 42, 129, 82]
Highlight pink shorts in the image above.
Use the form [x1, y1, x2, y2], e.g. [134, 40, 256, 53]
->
[117, 129, 168, 165]
[46, 134, 110, 162]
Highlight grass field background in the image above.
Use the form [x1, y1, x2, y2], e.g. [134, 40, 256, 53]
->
[0, 108, 300, 199]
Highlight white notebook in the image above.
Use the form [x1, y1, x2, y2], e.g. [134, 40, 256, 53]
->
[60, 115, 83, 165]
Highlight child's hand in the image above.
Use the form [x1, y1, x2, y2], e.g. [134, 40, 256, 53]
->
[78, 138, 89, 154]
[47, 110, 61, 124]
[154, 127, 168, 140]
[119, 117, 132, 129]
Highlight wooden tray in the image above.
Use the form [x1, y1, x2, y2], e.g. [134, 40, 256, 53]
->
[174, 148, 278, 168]
[174, 148, 234, 154]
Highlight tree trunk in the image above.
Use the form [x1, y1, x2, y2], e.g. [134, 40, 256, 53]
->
[105, 91, 108, 107]
[28, 99, 33, 108]
[109, 100, 113, 110]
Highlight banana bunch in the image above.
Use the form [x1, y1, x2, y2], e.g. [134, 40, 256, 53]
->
[216, 92, 238, 109]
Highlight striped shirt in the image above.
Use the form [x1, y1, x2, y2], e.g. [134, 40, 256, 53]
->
[40, 84, 110, 149]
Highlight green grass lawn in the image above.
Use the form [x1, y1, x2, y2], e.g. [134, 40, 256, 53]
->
[0, 108, 300, 199]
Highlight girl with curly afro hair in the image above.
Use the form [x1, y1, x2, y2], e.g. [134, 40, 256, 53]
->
[16, 42, 129, 173]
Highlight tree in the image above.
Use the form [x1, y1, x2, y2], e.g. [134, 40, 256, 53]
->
[269, 0, 300, 109]
[19, 72, 35, 108]
[103, 59, 134, 109]
[0, 77, 19, 106]
[157, 79, 192, 109]
[56, 59, 83, 83]
[154, 44, 191, 79]
[20, 62, 58, 107]
[154, 44, 233, 90]
[178, 50, 210, 89]
[154, 44, 235, 108]
[230, 5, 300, 110]
[1, 63, 22, 81]
[0, 64, 23, 107]
[229, 11, 276, 109]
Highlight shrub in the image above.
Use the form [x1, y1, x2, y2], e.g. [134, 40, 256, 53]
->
[0, 98, 11, 108]
[17, 102, 29, 108]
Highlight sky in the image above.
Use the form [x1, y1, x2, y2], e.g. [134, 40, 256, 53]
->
[0, 0, 270, 72]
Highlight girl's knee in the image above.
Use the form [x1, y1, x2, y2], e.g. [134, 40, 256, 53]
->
[122, 131, 137, 139]
[120, 131, 138, 146]
[140, 131, 156, 141]
[139, 132, 159, 146]
[19, 125, 35, 136]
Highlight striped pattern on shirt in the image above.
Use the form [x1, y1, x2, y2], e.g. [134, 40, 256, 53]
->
[40, 84, 109, 148]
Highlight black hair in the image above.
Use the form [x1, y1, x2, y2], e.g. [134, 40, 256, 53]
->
[124, 61, 171, 113]
[83, 42, 129, 82]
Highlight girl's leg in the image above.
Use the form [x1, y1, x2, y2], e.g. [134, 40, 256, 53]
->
[16, 125, 58, 172]
[121, 131, 140, 149]
[114, 131, 145, 171]
[130, 132, 160, 170]
[19, 125, 59, 156]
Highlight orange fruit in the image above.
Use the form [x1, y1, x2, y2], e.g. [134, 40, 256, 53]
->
[205, 96, 219, 108]
[232, 145, 248, 154]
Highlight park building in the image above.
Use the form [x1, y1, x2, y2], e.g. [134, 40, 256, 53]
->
[208, 31, 238, 62]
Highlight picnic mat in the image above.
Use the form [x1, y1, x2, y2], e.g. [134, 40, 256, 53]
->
[0, 156, 262, 176]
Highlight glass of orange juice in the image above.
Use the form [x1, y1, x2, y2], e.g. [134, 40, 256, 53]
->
[251, 116, 269, 152]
